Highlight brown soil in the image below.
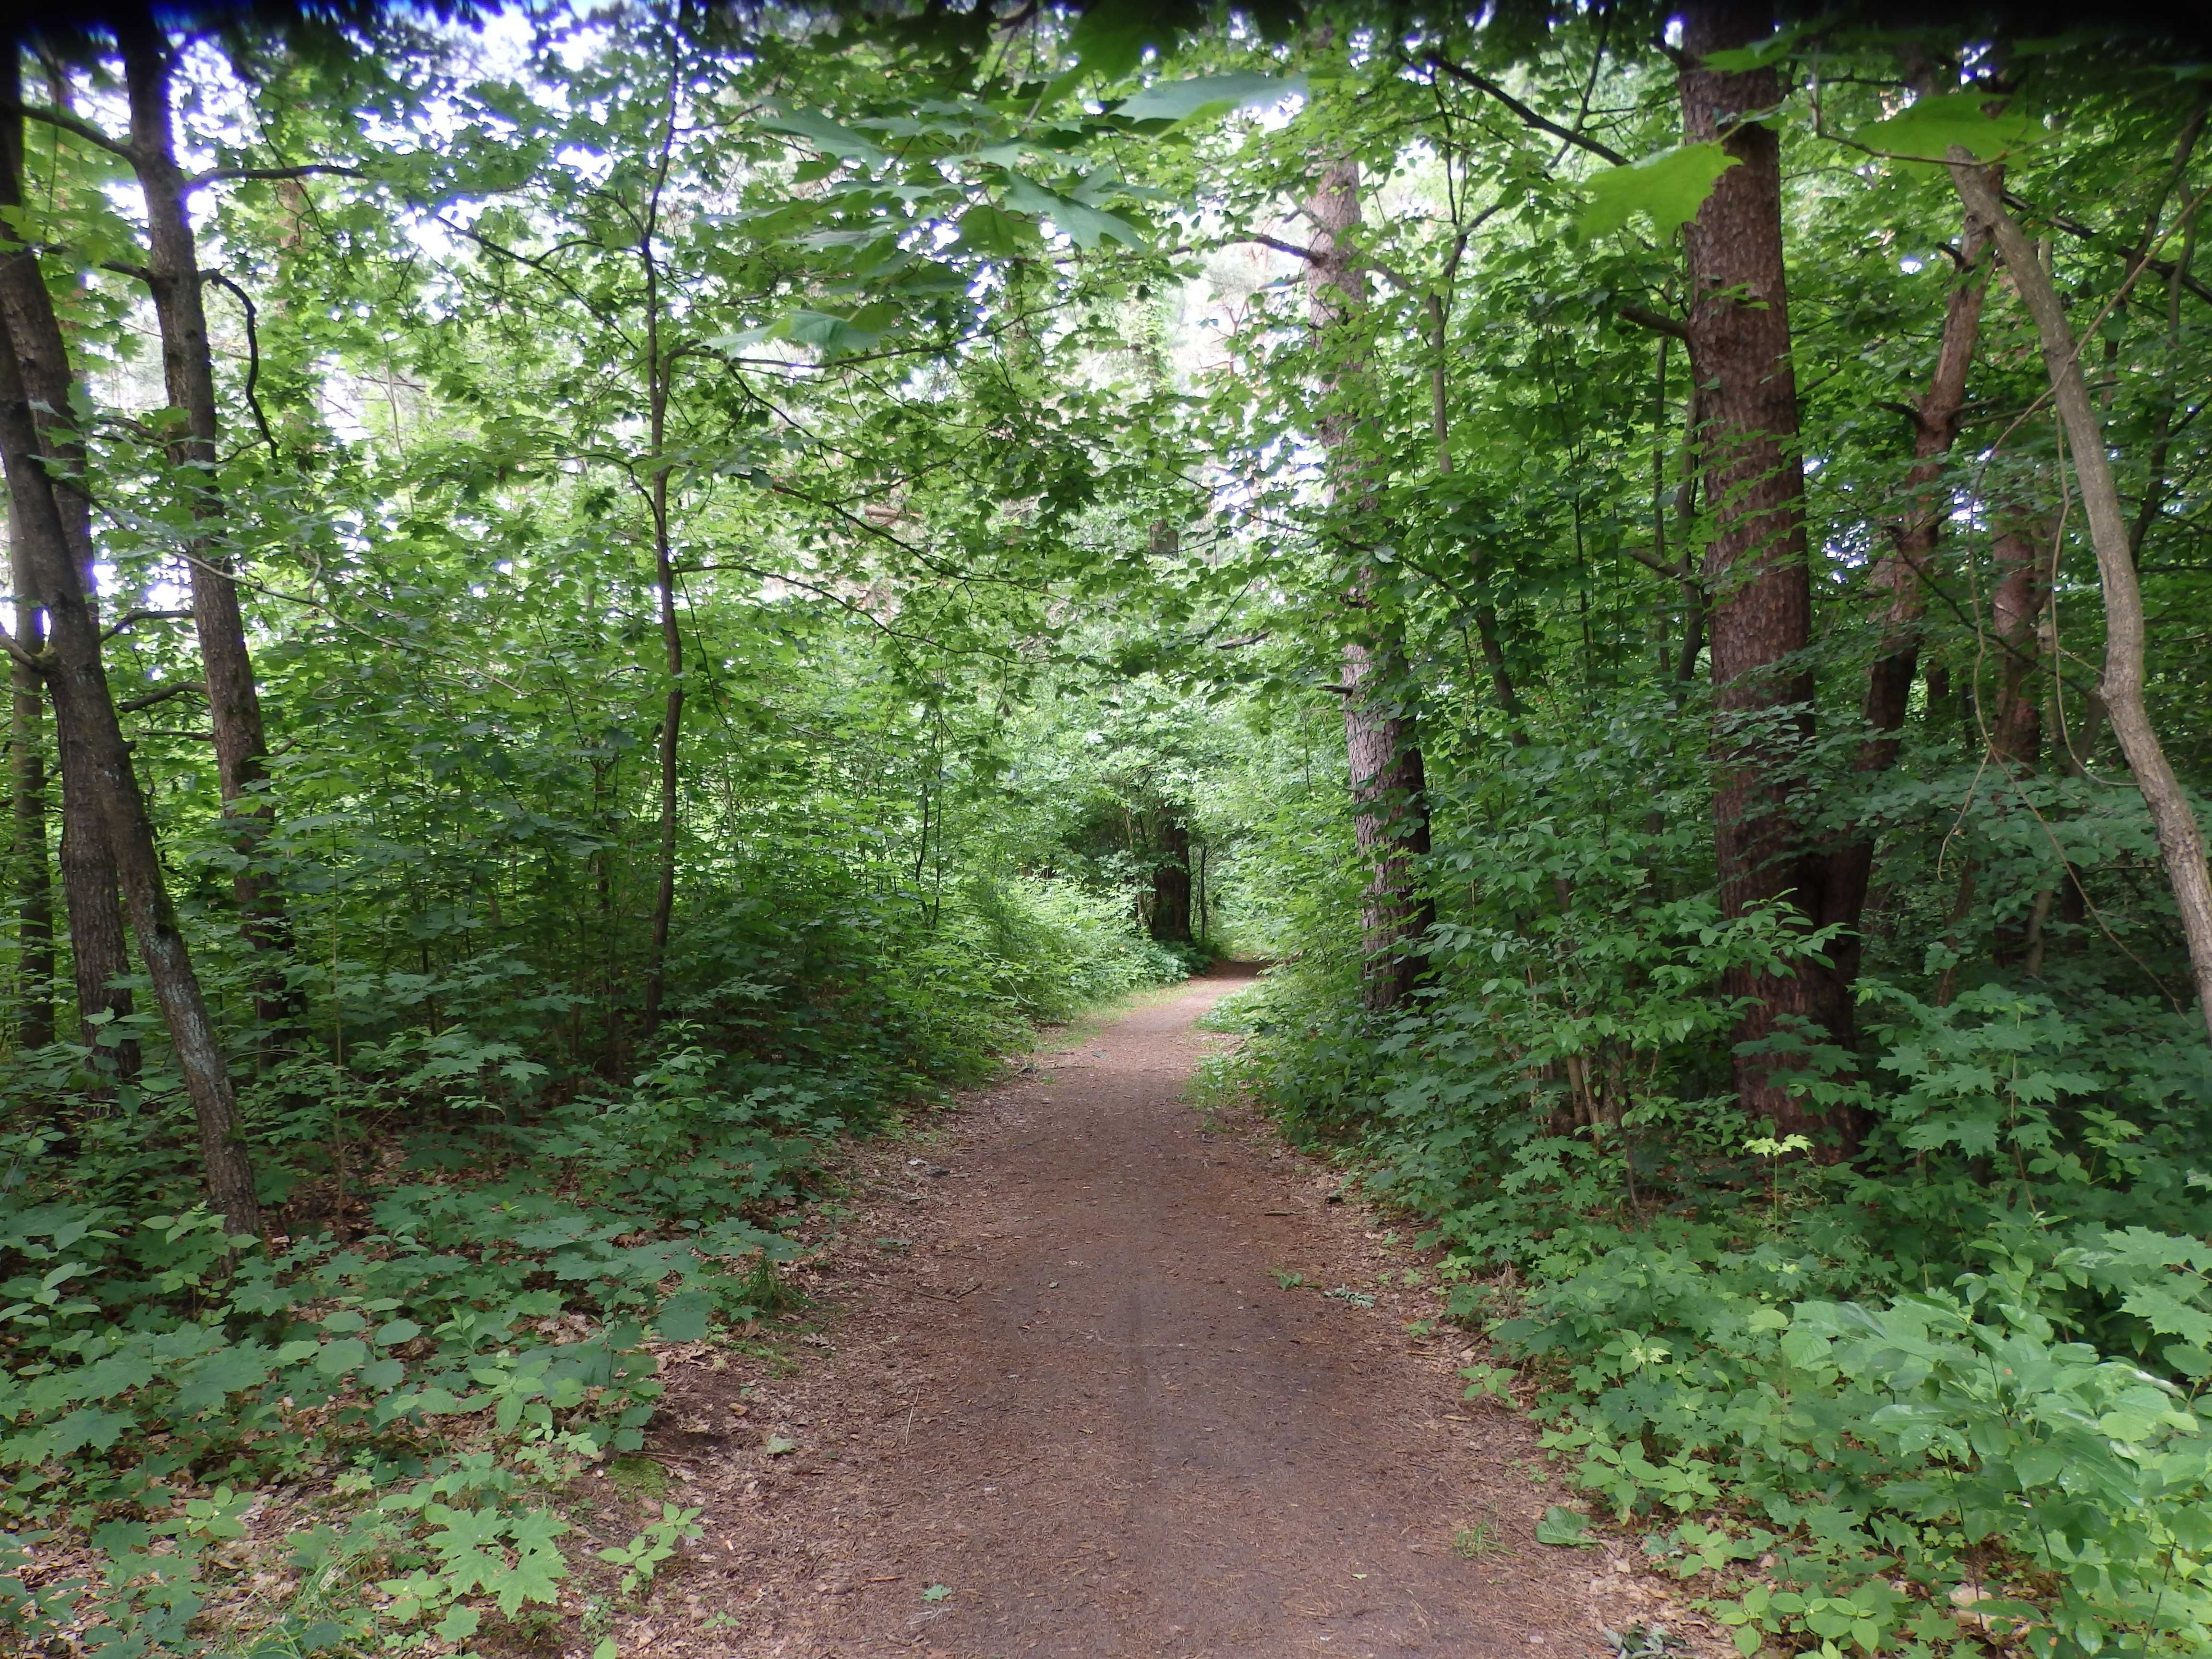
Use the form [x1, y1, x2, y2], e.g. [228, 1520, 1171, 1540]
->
[622, 965, 1713, 1658]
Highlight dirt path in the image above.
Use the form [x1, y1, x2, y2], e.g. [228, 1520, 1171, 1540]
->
[640, 966, 1705, 1658]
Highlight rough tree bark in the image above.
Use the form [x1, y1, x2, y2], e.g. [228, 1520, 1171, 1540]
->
[8, 516, 52, 1050]
[1949, 158, 2212, 1042]
[1305, 159, 1433, 1015]
[0, 319, 260, 1235]
[119, 14, 297, 1036]
[0, 53, 136, 1072]
[1679, 0, 1851, 1136]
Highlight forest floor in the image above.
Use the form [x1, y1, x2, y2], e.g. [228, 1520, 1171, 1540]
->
[612, 964, 1719, 1658]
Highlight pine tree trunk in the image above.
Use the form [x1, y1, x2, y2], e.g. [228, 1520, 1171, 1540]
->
[9, 517, 52, 1050]
[0, 55, 136, 1073]
[1679, 0, 1851, 1136]
[0, 313, 260, 1236]
[1305, 159, 1433, 1016]
[119, 15, 297, 1039]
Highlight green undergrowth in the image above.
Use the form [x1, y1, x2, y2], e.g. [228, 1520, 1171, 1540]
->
[1211, 966, 2212, 1659]
[0, 872, 1186, 1657]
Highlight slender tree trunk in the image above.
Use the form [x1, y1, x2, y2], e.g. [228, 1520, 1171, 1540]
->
[1680, 0, 1851, 1137]
[119, 15, 297, 1038]
[0, 318, 259, 1235]
[1820, 184, 1997, 984]
[1949, 159, 2212, 1042]
[638, 171, 682, 1032]
[1306, 160, 1433, 1015]
[9, 517, 52, 1050]
[0, 54, 135, 1072]
[1987, 523, 2048, 771]
[1986, 520, 2051, 969]
[1150, 817, 1193, 944]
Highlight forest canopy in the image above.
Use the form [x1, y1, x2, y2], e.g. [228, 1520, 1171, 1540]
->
[5, 0, 2212, 1654]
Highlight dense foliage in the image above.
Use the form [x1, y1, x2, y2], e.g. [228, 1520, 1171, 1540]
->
[3, 0, 2212, 1654]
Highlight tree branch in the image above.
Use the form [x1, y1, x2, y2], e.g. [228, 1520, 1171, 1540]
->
[118, 680, 205, 713]
[100, 607, 193, 641]
[188, 162, 365, 190]
[2, 99, 132, 161]
[1617, 303, 1691, 341]
[202, 270, 279, 459]
[1423, 56, 1630, 167]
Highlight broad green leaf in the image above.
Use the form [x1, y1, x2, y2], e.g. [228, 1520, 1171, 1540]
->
[1535, 1506, 1593, 1546]
[1002, 175, 1144, 251]
[954, 203, 1034, 258]
[1578, 142, 1740, 239]
[1114, 74, 1305, 127]
[757, 108, 887, 164]
[1855, 95, 2039, 162]
[655, 1290, 713, 1342]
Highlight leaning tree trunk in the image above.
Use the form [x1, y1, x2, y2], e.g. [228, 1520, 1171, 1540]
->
[8, 517, 52, 1051]
[1305, 159, 1433, 1016]
[1948, 159, 2212, 1043]
[120, 15, 298, 1039]
[1819, 179, 1996, 985]
[0, 53, 137, 1073]
[1680, 0, 1852, 1138]
[0, 318, 260, 1235]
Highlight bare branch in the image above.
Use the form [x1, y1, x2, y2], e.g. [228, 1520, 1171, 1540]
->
[1422, 56, 1630, 167]
[1617, 304, 1691, 342]
[2, 99, 132, 161]
[100, 607, 193, 641]
[189, 162, 365, 191]
[118, 680, 205, 713]
[202, 271, 279, 459]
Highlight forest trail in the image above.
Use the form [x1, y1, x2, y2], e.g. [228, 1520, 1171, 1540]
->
[649, 965, 1705, 1658]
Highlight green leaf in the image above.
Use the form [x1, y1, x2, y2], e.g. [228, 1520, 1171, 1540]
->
[655, 1290, 712, 1342]
[1536, 1506, 1594, 1547]
[315, 1338, 369, 1376]
[757, 108, 887, 165]
[921, 1583, 952, 1601]
[1855, 95, 2040, 163]
[1578, 143, 1741, 240]
[764, 1434, 798, 1456]
[1114, 74, 1305, 127]
[1001, 175, 1145, 252]
[434, 1606, 481, 1641]
[954, 204, 1035, 258]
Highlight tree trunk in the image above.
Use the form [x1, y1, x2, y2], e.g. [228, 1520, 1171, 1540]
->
[119, 14, 297, 1039]
[638, 192, 681, 1033]
[0, 52, 136, 1073]
[1820, 181, 1996, 983]
[1306, 159, 1433, 1015]
[1150, 817, 1194, 944]
[1949, 158, 2212, 1042]
[1987, 522, 2048, 771]
[0, 316, 260, 1235]
[1680, 0, 1851, 1136]
[9, 517, 52, 1051]
[1987, 520, 2051, 969]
